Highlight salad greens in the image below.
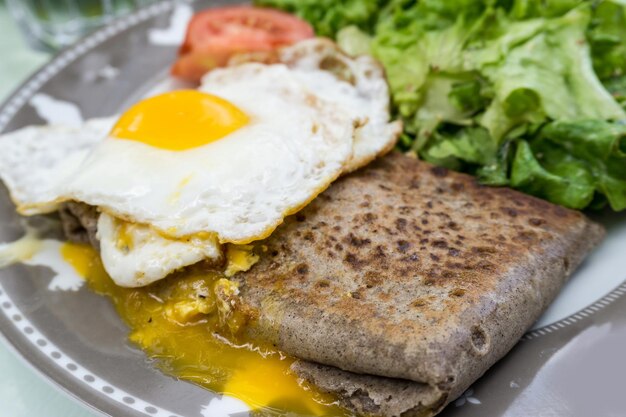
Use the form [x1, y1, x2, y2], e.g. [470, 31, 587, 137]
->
[256, 0, 626, 211]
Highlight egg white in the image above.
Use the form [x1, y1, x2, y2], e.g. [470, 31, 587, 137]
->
[97, 213, 222, 287]
[230, 38, 402, 172]
[0, 118, 115, 214]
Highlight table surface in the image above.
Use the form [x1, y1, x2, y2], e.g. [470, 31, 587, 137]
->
[0, 4, 97, 417]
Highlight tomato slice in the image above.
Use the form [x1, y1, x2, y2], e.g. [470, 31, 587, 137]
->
[171, 6, 314, 82]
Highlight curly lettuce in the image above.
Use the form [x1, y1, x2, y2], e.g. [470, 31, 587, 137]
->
[256, 0, 626, 211]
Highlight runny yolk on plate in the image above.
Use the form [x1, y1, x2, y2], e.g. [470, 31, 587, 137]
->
[111, 90, 249, 151]
[60, 242, 348, 416]
[61, 242, 97, 278]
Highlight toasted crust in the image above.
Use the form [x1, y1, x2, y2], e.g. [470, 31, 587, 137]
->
[234, 152, 604, 414]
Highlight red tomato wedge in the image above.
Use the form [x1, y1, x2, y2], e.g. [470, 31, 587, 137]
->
[171, 6, 314, 82]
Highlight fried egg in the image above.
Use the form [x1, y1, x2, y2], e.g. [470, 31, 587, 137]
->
[229, 38, 403, 172]
[65, 69, 354, 244]
[0, 40, 400, 287]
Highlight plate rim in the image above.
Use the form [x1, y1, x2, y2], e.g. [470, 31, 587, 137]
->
[0, 1, 190, 416]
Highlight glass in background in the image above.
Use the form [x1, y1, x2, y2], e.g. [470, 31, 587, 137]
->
[6, 0, 156, 51]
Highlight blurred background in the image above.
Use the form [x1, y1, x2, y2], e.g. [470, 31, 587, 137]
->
[0, 0, 156, 97]
[6, 0, 154, 51]
[0, 0, 47, 99]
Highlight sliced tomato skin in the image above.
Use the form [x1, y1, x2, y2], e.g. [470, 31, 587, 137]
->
[172, 6, 314, 82]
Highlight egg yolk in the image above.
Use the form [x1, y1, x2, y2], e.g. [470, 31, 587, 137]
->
[60, 242, 348, 416]
[111, 90, 249, 151]
[60, 242, 97, 278]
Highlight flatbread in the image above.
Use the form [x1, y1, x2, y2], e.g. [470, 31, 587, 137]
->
[291, 361, 445, 417]
[60, 152, 604, 416]
[233, 152, 604, 415]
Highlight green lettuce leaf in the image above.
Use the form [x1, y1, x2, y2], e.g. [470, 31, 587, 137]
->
[510, 140, 596, 209]
[476, 6, 626, 140]
[588, 0, 626, 80]
[421, 126, 497, 168]
[257, 0, 626, 211]
[541, 119, 626, 160]
[448, 79, 489, 115]
[602, 76, 626, 110]
[509, 120, 626, 210]
[540, 120, 626, 210]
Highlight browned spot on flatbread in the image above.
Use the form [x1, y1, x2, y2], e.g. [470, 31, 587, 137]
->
[235, 152, 603, 397]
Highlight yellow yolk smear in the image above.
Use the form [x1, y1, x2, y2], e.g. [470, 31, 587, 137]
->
[60, 242, 348, 416]
[224, 244, 260, 277]
[60, 242, 97, 278]
[111, 91, 249, 151]
[115, 222, 135, 252]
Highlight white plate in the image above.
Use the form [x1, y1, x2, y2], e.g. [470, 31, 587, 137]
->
[0, 1, 625, 416]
